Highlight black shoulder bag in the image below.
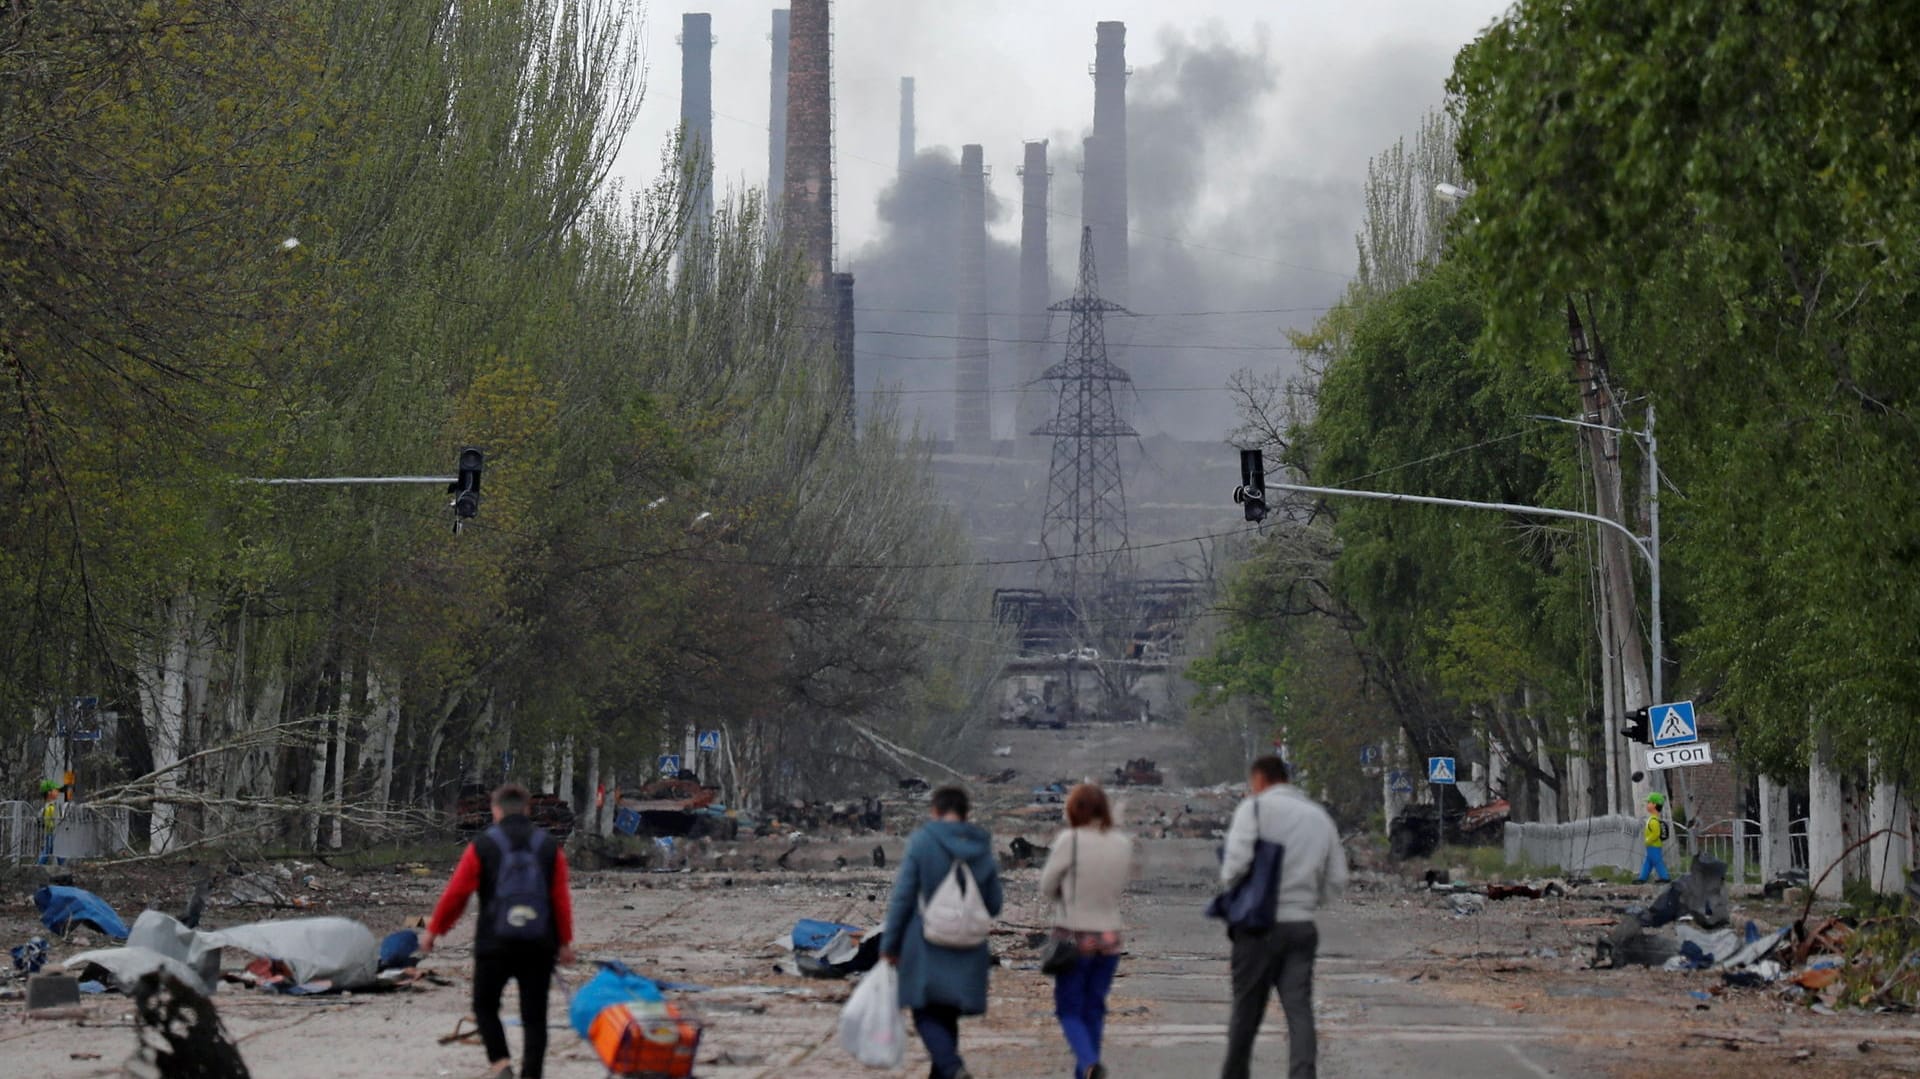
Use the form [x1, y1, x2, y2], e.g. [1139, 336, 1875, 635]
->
[1206, 798, 1284, 936]
[1040, 831, 1080, 976]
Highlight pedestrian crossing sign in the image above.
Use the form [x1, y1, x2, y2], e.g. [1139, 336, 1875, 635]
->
[1388, 770, 1414, 795]
[698, 729, 721, 752]
[1650, 700, 1698, 748]
[1427, 757, 1457, 784]
[658, 753, 682, 775]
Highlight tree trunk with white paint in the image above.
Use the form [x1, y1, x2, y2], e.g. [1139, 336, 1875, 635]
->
[1758, 774, 1793, 882]
[1809, 727, 1847, 898]
[584, 746, 601, 837]
[139, 594, 202, 855]
[1868, 765, 1912, 893]
[558, 737, 574, 814]
[329, 659, 353, 849]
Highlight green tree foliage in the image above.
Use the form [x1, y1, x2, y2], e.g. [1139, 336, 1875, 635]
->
[1202, 113, 1611, 822]
[0, 0, 989, 845]
[1449, 0, 1920, 779]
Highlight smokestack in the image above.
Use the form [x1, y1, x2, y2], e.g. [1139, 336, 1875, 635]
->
[954, 144, 990, 452]
[898, 77, 916, 173]
[768, 9, 788, 217]
[1018, 139, 1051, 455]
[679, 13, 714, 237]
[1091, 20, 1129, 305]
[784, 0, 834, 290]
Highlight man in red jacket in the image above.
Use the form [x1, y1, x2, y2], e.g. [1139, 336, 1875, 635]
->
[424, 783, 576, 1079]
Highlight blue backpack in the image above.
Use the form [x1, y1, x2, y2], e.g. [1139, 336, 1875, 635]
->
[485, 825, 553, 943]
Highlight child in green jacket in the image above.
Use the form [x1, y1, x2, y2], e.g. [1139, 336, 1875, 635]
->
[1637, 792, 1671, 884]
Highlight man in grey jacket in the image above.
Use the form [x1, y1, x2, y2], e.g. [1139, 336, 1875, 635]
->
[1218, 755, 1347, 1079]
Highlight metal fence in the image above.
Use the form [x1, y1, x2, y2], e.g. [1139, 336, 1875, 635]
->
[1671, 818, 1762, 882]
[0, 801, 134, 864]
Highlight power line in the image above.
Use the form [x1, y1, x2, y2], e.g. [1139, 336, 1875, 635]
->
[855, 303, 1336, 319]
[858, 328, 1306, 353]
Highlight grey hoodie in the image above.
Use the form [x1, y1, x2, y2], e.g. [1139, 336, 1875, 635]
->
[1219, 783, 1348, 923]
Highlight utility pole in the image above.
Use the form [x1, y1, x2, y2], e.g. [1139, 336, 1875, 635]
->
[1565, 303, 1655, 810]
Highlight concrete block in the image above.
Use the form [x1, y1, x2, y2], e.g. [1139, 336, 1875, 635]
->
[26, 971, 80, 1012]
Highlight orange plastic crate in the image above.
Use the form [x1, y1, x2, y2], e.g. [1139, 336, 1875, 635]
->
[586, 1000, 702, 1077]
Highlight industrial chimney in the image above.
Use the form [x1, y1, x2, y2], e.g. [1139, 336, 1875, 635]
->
[768, 9, 789, 218]
[679, 13, 714, 248]
[784, 0, 834, 291]
[1090, 21, 1129, 305]
[954, 144, 990, 453]
[1017, 139, 1051, 456]
[898, 77, 916, 173]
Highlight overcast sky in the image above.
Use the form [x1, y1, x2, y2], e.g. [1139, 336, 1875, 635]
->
[609, 0, 1513, 438]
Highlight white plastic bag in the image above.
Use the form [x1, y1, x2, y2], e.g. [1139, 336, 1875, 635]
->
[838, 963, 906, 1068]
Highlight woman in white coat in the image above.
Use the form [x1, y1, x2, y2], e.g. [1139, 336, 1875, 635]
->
[1038, 783, 1133, 1079]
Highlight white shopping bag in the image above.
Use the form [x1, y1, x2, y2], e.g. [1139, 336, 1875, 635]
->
[837, 963, 907, 1068]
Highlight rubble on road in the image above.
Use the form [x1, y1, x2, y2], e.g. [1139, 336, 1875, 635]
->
[1112, 758, 1163, 786]
[1388, 799, 1508, 860]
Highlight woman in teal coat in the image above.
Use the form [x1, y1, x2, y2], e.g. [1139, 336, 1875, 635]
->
[882, 786, 1004, 1079]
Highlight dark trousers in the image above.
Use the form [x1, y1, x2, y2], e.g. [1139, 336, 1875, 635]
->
[1053, 953, 1121, 1075]
[1222, 921, 1318, 1079]
[473, 947, 554, 1078]
[912, 1004, 964, 1078]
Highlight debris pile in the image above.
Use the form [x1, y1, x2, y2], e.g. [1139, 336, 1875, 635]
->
[1112, 758, 1163, 786]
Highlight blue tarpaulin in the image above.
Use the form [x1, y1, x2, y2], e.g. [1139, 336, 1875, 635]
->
[790, 918, 860, 953]
[568, 960, 665, 1038]
[34, 886, 130, 940]
[378, 930, 420, 971]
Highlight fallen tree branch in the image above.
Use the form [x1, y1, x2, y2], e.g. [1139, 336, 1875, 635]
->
[843, 719, 970, 784]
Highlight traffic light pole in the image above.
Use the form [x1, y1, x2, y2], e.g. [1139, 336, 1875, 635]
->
[244, 447, 484, 530]
[1262, 475, 1663, 733]
[243, 476, 455, 486]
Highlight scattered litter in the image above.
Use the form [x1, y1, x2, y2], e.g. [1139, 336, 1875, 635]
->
[1450, 893, 1486, 916]
[786, 919, 882, 979]
[11, 936, 50, 974]
[1005, 836, 1051, 869]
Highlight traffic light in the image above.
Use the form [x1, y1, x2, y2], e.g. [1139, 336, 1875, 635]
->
[1623, 706, 1651, 745]
[448, 447, 483, 520]
[1233, 448, 1269, 522]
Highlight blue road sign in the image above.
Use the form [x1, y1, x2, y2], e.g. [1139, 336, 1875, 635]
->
[1388, 770, 1414, 795]
[698, 730, 721, 752]
[657, 753, 682, 774]
[1359, 745, 1383, 766]
[1650, 700, 1698, 748]
[1427, 756, 1457, 784]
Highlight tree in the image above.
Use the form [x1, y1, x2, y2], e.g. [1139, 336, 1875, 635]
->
[1448, 0, 1920, 781]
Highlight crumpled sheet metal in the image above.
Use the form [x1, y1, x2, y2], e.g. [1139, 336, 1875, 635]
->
[67, 913, 378, 994]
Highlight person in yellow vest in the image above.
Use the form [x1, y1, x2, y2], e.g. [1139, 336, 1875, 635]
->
[37, 784, 61, 866]
[1637, 792, 1671, 884]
